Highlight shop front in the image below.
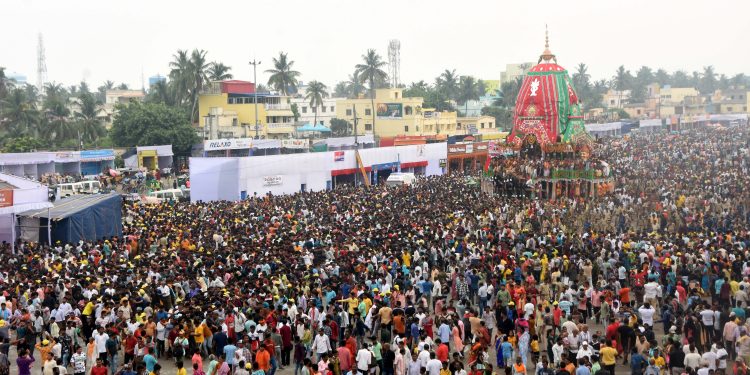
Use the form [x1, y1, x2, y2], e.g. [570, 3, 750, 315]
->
[446, 142, 488, 174]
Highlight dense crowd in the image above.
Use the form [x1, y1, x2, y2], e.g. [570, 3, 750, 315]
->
[1, 127, 750, 375]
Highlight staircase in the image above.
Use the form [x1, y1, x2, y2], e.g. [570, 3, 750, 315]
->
[355, 149, 371, 187]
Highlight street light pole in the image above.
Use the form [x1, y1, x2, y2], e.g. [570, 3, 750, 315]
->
[249, 59, 261, 139]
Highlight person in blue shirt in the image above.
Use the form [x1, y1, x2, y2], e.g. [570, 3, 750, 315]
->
[575, 358, 591, 375]
[629, 347, 647, 375]
[438, 320, 451, 344]
[224, 338, 238, 367]
[143, 347, 158, 373]
[410, 320, 420, 349]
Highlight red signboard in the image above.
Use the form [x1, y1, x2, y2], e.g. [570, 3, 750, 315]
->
[334, 151, 345, 161]
[0, 190, 13, 208]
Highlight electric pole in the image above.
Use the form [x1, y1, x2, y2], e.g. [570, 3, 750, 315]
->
[249, 59, 261, 139]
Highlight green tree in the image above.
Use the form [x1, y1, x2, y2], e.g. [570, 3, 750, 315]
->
[0, 67, 10, 101]
[631, 66, 654, 103]
[96, 80, 114, 102]
[436, 69, 459, 107]
[1, 87, 40, 137]
[207, 62, 233, 81]
[481, 106, 512, 131]
[654, 69, 670, 86]
[457, 76, 480, 115]
[146, 80, 176, 106]
[333, 82, 348, 98]
[169, 50, 191, 105]
[345, 72, 366, 99]
[290, 103, 300, 122]
[305, 80, 328, 127]
[3, 136, 48, 153]
[329, 118, 352, 137]
[572, 63, 591, 94]
[265, 52, 301, 95]
[354, 49, 388, 134]
[672, 70, 691, 87]
[187, 49, 211, 122]
[731, 73, 748, 88]
[110, 102, 199, 155]
[74, 91, 105, 143]
[699, 65, 717, 94]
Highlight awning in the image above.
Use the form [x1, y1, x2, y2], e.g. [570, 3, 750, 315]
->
[0, 202, 53, 215]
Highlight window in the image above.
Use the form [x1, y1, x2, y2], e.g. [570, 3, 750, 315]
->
[365, 123, 372, 131]
[610, 100, 615, 105]
[457, 124, 462, 129]
[302, 107, 307, 113]
[727, 107, 733, 112]
[404, 126, 409, 132]
[320, 121, 324, 125]
[322, 106, 326, 113]
[395, 92, 399, 98]
[744, 106, 748, 111]
[637, 110, 642, 115]
[365, 109, 371, 116]
[346, 109, 352, 116]
[232, 119, 238, 126]
[741, 95, 745, 99]
[330, 106, 335, 112]
[312, 107, 317, 113]
[480, 123, 485, 128]
[405, 106, 413, 115]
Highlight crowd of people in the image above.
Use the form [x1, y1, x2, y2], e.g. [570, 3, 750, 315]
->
[1, 127, 750, 375]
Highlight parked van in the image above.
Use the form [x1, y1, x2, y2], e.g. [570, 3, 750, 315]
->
[76, 180, 101, 194]
[57, 183, 79, 198]
[385, 172, 416, 186]
[143, 189, 187, 204]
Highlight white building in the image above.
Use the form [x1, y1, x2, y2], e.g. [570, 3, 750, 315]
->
[190, 142, 446, 200]
[290, 97, 343, 127]
[500, 63, 533, 84]
[100, 89, 145, 129]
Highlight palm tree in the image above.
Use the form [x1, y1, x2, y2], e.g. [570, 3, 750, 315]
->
[42, 99, 75, 145]
[572, 63, 590, 92]
[436, 69, 459, 105]
[1, 87, 40, 137]
[345, 71, 366, 99]
[96, 80, 115, 102]
[355, 49, 388, 135]
[169, 50, 191, 105]
[75, 91, 105, 143]
[699, 65, 717, 94]
[207, 62, 233, 81]
[305, 81, 329, 128]
[0, 67, 9, 100]
[613, 66, 631, 108]
[187, 49, 211, 122]
[654, 69, 670, 86]
[731, 73, 747, 88]
[457, 76, 480, 115]
[146, 80, 176, 106]
[265, 52, 301, 95]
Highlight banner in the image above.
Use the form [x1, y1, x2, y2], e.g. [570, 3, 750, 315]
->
[281, 139, 309, 149]
[0, 190, 13, 208]
[263, 175, 283, 186]
[334, 151, 345, 161]
[80, 149, 115, 159]
[376, 103, 403, 118]
[204, 138, 253, 151]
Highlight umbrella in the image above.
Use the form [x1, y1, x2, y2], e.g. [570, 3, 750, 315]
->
[109, 168, 120, 177]
[297, 123, 331, 132]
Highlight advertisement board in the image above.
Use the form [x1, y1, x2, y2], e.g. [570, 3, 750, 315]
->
[0, 190, 13, 208]
[80, 149, 115, 159]
[280, 139, 309, 149]
[263, 175, 283, 186]
[204, 138, 253, 151]
[334, 151, 345, 161]
[376, 103, 403, 118]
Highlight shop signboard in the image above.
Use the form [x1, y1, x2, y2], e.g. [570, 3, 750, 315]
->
[281, 139, 309, 149]
[0, 189, 13, 208]
[334, 151, 345, 161]
[204, 138, 253, 151]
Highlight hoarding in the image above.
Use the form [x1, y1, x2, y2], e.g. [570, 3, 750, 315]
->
[376, 103, 403, 118]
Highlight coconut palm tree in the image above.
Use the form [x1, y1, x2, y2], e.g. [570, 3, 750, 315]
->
[187, 49, 211, 122]
[208, 62, 233, 81]
[0, 67, 9, 100]
[436, 69, 459, 104]
[699, 65, 717, 94]
[345, 71, 366, 99]
[1, 87, 40, 137]
[457, 76, 480, 115]
[75, 91, 105, 143]
[305, 80, 329, 128]
[354, 49, 388, 135]
[265, 52, 301, 95]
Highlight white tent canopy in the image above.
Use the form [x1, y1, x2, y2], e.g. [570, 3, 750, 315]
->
[0, 173, 52, 246]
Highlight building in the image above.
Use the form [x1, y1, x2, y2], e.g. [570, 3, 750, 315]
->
[290, 97, 342, 127]
[456, 115, 499, 134]
[335, 88, 465, 138]
[500, 63, 533, 84]
[711, 88, 749, 114]
[198, 80, 296, 139]
[458, 95, 498, 116]
[100, 89, 146, 128]
[602, 89, 631, 109]
[0, 149, 115, 179]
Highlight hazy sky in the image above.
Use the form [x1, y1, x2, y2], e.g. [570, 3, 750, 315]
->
[3, 0, 749, 90]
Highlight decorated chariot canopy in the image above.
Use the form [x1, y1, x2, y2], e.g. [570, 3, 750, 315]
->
[507, 27, 592, 148]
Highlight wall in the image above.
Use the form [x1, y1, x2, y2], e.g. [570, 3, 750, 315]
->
[190, 143, 447, 201]
[199, 93, 267, 129]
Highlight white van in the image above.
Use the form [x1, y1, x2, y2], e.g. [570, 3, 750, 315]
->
[386, 172, 416, 186]
[57, 183, 79, 198]
[143, 189, 186, 204]
[76, 180, 101, 194]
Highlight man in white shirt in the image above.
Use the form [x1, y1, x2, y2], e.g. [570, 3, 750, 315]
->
[425, 353, 442, 375]
[576, 341, 594, 360]
[417, 344, 430, 368]
[92, 326, 109, 360]
[638, 303, 656, 327]
[311, 328, 332, 361]
[356, 343, 373, 374]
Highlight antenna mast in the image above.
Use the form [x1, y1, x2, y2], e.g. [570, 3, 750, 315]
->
[37, 33, 48, 92]
[388, 39, 401, 88]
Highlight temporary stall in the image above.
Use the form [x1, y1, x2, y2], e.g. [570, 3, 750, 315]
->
[639, 119, 663, 131]
[124, 145, 174, 170]
[0, 173, 53, 246]
[19, 193, 122, 244]
[585, 122, 623, 138]
[79, 150, 116, 176]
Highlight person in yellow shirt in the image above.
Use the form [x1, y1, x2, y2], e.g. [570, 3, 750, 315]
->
[402, 251, 411, 268]
[175, 360, 187, 375]
[600, 341, 618, 374]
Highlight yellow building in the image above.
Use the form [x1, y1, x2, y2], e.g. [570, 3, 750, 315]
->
[335, 88, 464, 138]
[659, 87, 699, 106]
[197, 81, 296, 139]
[456, 115, 499, 133]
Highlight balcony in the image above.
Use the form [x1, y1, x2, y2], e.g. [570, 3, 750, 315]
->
[265, 123, 295, 134]
[265, 103, 291, 110]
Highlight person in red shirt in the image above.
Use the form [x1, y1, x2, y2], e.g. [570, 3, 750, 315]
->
[90, 358, 108, 375]
[436, 339, 449, 362]
[123, 331, 138, 364]
[280, 323, 293, 366]
[618, 287, 631, 307]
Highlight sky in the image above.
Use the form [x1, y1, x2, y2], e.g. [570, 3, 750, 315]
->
[3, 0, 750, 90]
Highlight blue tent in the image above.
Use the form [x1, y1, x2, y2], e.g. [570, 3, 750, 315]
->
[20, 193, 122, 244]
[297, 123, 331, 132]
